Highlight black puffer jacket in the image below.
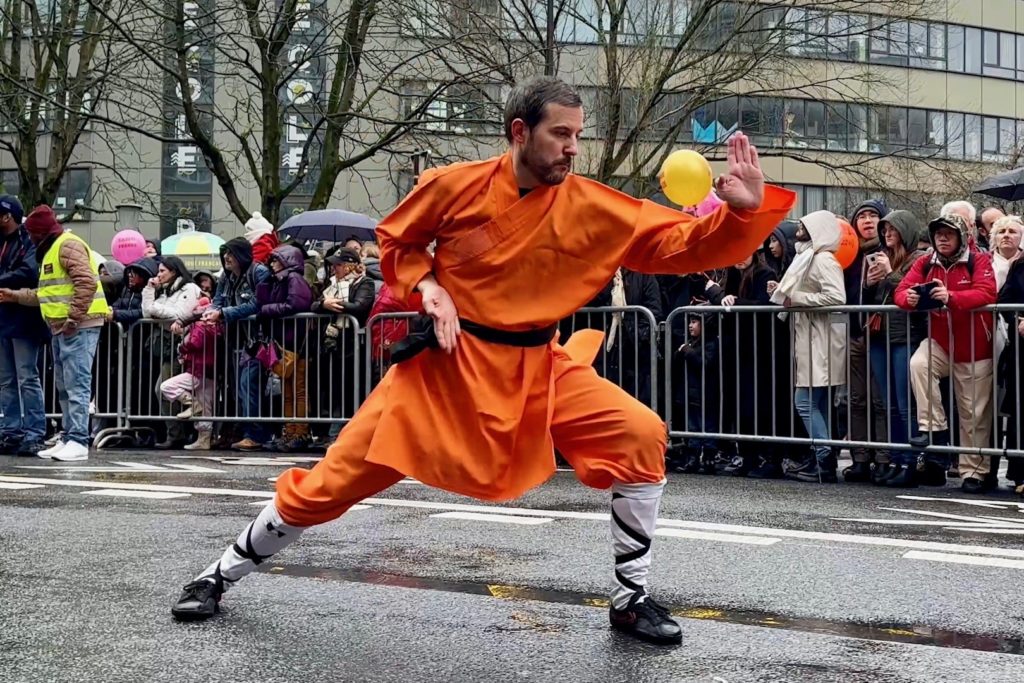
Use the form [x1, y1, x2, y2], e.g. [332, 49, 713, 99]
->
[112, 257, 159, 325]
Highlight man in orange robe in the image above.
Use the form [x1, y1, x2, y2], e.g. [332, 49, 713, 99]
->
[171, 77, 795, 645]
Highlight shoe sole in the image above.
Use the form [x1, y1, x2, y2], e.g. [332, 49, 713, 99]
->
[609, 620, 683, 645]
[171, 600, 219, 622]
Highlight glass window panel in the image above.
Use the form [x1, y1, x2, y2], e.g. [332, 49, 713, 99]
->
[890, 20, 909, 58]
[984, 30, 999, 65]
[966, 27, 983, 74]
[784, 100, 806, 147]
[888, 107, 908, 150]
[948, 25, 965, 72]
[784, 6, 806, 54]
[928, 111, 946, 153]
[869, 14, 888, 56]
[965, 114, 982, 160]
[868, 107, 886, 152]
[805, 100, 826, 148]
[908, 21, 927, 62]
[1001, 32, 1015, 67]
[715, 96, 738, 142]
[848, 103, 868, 152]
[783, 184, 804, 218]
[827, 187, 847, 215]
[908, 108, 927, 151]
[983, 117, 999, 159]
[805, 11, 827, 55]
[848, 14, 869, 61]
[828, 13, 849, 56]
[826, 103, 848, 151]
[1001, 118, 1016, 158]
[946, 112, 964, 159]
[1018, 35, 1024, 72]
[804, 186, 824, 214]
[929, 23, 945, 59]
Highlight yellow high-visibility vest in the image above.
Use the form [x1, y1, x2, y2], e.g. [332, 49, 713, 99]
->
[37, 232, 110, 321]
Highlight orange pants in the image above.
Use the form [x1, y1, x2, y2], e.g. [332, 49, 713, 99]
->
[275, 356, 666, 527]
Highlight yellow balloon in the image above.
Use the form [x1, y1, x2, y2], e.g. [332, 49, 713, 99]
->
[658, 150, 713, 207]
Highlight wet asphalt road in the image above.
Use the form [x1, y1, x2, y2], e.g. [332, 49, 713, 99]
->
[2, 450, 1024, 682]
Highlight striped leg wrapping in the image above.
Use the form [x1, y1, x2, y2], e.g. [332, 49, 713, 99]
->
[196, 503, 306, 585]
[610, 479, 665, 610]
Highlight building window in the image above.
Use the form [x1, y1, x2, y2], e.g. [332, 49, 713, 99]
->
[965, 27, 983, 74]
[948, 24, 965, 72]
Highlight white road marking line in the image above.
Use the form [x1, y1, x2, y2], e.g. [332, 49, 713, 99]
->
[903, 550, 1024, 570]
[0, 476, 273, 498]
[897, 495, 1024, 510]
[81, 489, 191, 500]
[431, 511, 553, 525]
[0, 482, 44, 490]
[655, 528, 781, 545]
[162, 464, 226, 473]
[651, 519, 1024, 560]
[247, 501, 372, 512]
[15, 462, 225, 474]
[6, 475, 1024, 561]
[878, 507, 1024, 526]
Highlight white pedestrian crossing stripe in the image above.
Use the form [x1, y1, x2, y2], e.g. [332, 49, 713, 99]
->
[4, 474, 1024, 569]
[81, 489, 191, 500]
[431, 511, 553, 525]
[15, 461, 225, 474]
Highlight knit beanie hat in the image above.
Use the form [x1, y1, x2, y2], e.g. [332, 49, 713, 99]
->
[24, 205, 62, 244]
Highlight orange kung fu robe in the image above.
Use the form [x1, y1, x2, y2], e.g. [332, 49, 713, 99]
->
[295, 154, 794, 506]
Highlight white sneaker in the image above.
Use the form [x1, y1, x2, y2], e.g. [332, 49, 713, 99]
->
[51, 441, 89, 462]
[37, 440, 65, 459]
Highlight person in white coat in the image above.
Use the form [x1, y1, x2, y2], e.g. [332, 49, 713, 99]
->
[142, 255, 202, 449]
[142, 256, 201, 327]
[769, 210, 848, 482]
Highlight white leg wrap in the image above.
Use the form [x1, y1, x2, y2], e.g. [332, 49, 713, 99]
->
[195, 503, 306, 585]
[610, 479, 665, 610]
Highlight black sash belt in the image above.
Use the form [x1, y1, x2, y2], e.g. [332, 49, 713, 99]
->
[389, 315, 558, 364]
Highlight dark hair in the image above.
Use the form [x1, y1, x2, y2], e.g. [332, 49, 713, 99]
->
[160, 255, 191, 283]
[503, 76, 583, 142]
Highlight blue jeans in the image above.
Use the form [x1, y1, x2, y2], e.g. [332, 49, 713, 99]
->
[869, 344, 914, 465]
[238, 355, 270, 443]
[687, 409, 718, 451]
[52, 328, 100, 446]
[0, 336, 46, 443]
[794, 387, 834, 465]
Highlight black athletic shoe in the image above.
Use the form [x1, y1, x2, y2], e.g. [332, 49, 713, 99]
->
[0, 437, 20, 455]
[171, 576, 225, 622]
[609, 594, 682, 645]
[16, 441, 45, 457]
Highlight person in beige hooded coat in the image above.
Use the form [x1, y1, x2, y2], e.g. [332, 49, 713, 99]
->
[769, 210, 848, 481]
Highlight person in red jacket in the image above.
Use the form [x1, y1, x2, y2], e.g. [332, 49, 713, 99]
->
[894, 213, 997, 493]
[244, 212, 279, 265]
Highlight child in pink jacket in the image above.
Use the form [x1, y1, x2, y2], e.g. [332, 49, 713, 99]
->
[159, 297, 221, 450]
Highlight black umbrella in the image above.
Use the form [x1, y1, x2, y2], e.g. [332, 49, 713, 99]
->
[973, 166, 1024, 201]
[278, 209, 377, 243]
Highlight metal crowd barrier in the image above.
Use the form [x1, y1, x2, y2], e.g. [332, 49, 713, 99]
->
[96, 313, 362, 448]
[21, 303, 1021, 462]
[664, 304, 1024, 460]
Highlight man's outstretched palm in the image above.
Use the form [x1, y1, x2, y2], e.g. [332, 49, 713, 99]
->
[715, 132, 765, 211]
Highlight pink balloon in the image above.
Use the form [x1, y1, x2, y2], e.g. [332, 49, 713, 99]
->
[694, 191, 725, 217]
[111, 229, 147, 265]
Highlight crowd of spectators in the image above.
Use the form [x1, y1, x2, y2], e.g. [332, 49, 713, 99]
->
[1, 194, 1023, 500]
